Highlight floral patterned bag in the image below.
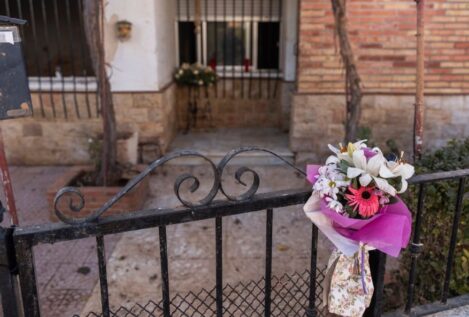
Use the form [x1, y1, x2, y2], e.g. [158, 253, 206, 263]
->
[323, 248, 374, 317]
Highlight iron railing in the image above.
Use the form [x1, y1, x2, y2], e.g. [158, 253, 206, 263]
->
[0, 0, 98, 119]
[0, 148, 468, 316]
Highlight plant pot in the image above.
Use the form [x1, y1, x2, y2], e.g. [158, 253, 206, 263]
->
[117, 130, 139, 165]
[47, 166, 149, 223]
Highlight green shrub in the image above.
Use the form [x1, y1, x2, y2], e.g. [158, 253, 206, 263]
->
[386, 139, 469, 309]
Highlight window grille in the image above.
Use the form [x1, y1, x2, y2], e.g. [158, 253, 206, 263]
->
[0, 0, 99, 119]
[176, 0, 283, 98]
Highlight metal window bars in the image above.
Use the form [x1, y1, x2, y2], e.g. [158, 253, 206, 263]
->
[0, 0, 98, 119]
[176, 0, 283, 99]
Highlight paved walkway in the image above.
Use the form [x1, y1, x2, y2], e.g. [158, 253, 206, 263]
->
[1, 167, 121, 317]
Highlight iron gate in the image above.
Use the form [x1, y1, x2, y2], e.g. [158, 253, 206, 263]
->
[0, 147, 468, 316]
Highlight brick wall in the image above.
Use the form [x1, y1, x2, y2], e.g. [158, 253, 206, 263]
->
[291, 0, 469, 161]
[297, 0, 469, 94]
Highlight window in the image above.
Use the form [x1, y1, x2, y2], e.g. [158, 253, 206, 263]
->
[176, 0, 282, 76]
[0, 0, 94, 78]
[207, 22, 246, 67]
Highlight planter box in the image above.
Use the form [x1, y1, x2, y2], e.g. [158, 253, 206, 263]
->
[47, 166, 149, 222]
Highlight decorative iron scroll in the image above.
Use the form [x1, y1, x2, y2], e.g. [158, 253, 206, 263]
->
[54, 147, 306, 225]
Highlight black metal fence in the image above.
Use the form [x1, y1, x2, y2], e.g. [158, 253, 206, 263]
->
[0, 0, 99, 119]
[0, 148, 468, 316]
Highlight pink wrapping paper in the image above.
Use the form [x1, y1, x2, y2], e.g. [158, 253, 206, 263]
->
[307, 165, 412, 257]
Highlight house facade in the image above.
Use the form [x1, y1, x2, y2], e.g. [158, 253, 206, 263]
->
[0, 0, 468, 165]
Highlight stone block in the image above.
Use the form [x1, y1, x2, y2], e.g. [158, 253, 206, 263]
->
[132, 93, 158, 109]
[22, 122, 43, 137]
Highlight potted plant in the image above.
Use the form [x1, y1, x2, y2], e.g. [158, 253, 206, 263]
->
[47, 0, 148, 222]
[175, 63, 217, 132]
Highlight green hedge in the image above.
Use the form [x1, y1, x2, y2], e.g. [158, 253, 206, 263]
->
[386, 139, 469, 309]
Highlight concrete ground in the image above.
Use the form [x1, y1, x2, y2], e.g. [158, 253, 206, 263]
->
[168, 128, 294, 165]
[0, 167, 121, 317]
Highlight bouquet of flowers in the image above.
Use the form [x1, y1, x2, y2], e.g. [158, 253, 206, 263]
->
[303, 140, 414, 317]
[174, 63, 217, 87]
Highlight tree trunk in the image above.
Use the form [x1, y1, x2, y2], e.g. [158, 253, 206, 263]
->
[83, 0, 117, 186]
[414, 0, 425, 160]
[331, 0, 363, 143]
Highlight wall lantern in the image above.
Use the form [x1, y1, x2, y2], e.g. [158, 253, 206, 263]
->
[116, 20, 132, 41]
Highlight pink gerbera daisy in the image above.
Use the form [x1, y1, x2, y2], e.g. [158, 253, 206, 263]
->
[345, 186, 380, 218]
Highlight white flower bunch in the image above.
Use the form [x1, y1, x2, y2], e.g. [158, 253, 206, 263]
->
[328, 140, 415, 197]
[311, 140, 415, 216]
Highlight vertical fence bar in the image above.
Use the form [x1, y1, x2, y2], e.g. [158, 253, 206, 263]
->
[405, 183, 426, 314]
[96, 235, 110, 317]
[231, 0, 235, 99]
[15, 237, 40, 317]
[52, 0, 68, 119]
[27, 0, 45, 117]
[159, 225, 171, 317]
[307, 224, 318, 317]
[258, 0, 263, 99]
[442, 177, 465, 303]
[77, 0, 92, 118]
[4, 0, 10, 15]
[0, 227, 20, 317]
[241, 0, 245, 99]
[215, 216, 223, 317]
[248, 0, 254, 98]
[273, 0, 282, 98]
[40, 0, 56, 118]
[265, 209, 273, 317]
[223, 0, 226, 98]
[267, 0, 273, 98]
[65, 0, 80, 118]
[213, 0, 219, 98]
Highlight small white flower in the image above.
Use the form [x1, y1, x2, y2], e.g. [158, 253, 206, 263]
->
[326, 197, 344, 213]
[198, 80, 204, 86]
[193, 70, 199, 75]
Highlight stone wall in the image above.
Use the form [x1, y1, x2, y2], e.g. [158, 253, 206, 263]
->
[291, 94, 469, 163]
[176, 79, 294, 131]
[0, 84, 177, 165]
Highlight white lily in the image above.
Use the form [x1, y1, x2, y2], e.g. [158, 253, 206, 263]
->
[346, 149, 398, 196]
[380, 160, 415, 193]
[328, 140, 367, 163]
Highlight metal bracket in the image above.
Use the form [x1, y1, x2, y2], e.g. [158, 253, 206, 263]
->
[410, 242, 424, 255]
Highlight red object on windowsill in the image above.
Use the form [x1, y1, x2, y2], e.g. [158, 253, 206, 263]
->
[209, 57, 217, 71]
[243, 58, 251, 72]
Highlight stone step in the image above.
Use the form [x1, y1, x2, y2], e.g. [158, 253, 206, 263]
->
[166, 128, 295, 166]
[165, 149, 295, 166]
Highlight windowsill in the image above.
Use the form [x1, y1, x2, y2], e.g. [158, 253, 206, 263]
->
[214, 70, 283, 79]
[28, 76, 97, 92]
